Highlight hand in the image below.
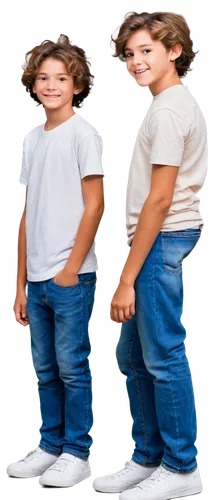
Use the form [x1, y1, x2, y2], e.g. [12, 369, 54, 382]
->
[110, 281, 135, 323]
[14, 289, 29, 326]
[53, 269, 79, 287]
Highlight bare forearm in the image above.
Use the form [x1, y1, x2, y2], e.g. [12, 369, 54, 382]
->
[64, 204, 104, 274]
[120, 196, 170, 286]
[17, 213, 27, 290]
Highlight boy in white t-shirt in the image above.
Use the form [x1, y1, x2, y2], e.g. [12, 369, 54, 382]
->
[94, 12, 207, 500]
[7, 35, 104, 488]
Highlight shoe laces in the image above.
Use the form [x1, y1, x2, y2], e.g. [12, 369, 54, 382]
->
[107, 461, 139, 479]
[22, 447, 43, 463]
[138, 466, 173, 491]
[48, 455, 76, 473]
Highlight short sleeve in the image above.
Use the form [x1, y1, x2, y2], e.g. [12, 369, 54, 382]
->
[19, 138, 28, 185]
[149, 109, 185, 166]
[77, 134, 104, 179]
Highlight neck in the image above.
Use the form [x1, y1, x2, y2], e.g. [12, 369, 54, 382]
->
[149, 72, 183, 97]
[44, 104, 75, 131]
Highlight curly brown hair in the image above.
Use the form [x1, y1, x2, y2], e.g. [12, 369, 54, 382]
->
[111, 12, 198, 78]
[21, 34, 94, 107]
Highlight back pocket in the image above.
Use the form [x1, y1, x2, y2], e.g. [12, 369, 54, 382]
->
[161, 231, 201, 274]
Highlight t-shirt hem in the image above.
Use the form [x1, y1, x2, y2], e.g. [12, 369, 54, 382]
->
[27, 264, 98, 282]
[127, 220, 204, 246]
[149, 157, 181, 166]
[19, 178, 28, 185]
[81, 170, 104, 179]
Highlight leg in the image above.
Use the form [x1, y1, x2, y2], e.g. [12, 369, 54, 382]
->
[135, 230, 201, 473]
[116, 315, 164, 465]
[47, 272, 96, 459]
[27, 281, 64, 456]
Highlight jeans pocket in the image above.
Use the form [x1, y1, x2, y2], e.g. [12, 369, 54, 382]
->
[50, 277, 80, 290]
[161, 231, 201, 275]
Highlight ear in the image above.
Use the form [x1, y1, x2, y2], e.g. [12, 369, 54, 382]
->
[74, 87, 83, 95]
[170, 43, 183, 62]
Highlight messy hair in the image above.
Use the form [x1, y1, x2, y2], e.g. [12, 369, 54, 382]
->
[111, 12, 198, 77]
[21, 34, 94, 107]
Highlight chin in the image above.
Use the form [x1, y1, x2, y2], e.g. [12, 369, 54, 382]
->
[136, 80, 150, 88]
[44, 103, 61, 110]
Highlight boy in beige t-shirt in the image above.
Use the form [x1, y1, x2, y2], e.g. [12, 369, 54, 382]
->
[126, 84, 207, 244]
[94, 11, 207, 500]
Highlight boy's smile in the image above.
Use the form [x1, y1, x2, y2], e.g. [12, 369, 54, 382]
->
[124, 29, 182, 95]
[43, 95, 61, 99]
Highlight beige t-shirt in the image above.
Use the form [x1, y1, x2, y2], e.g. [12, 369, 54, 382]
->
[126, 85, 208, 245]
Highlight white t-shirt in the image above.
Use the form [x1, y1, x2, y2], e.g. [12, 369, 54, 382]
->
[126, 85, 208, 245]
[20, 113, 104, 281]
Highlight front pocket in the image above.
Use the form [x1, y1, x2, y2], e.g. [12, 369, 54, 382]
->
[51, 278, 80, 290]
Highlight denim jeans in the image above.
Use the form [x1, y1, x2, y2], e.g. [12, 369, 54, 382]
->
[116, 228, 201, 473]
[26, 272, 96, 459]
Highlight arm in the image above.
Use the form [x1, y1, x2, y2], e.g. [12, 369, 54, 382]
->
[14, 187, 29, 326]
[121, 164, 179, 286]
[16, 187, 27, 287]
[65, 175, 104, 273]
[111, 165, 179, 323]
[54, 175, 104, 286]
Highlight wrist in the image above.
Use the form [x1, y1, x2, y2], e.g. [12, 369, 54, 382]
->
[120, 274, 135, 287]
[17, 281, 26, 293]
[15, 276, 27, 287]
[63, 266, 78, 277]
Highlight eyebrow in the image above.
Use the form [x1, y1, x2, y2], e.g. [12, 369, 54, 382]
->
[124, 44, 152, 52]
[37, 72, 69, 76]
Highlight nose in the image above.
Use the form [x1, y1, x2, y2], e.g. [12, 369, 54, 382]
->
[45, 78, 57, 91]
[132, 54, 143, 66]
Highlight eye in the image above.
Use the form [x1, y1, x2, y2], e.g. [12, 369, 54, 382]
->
[143, 49, 151, 54]
[59, 77, 67, 81]
[125, 52, 134, 58]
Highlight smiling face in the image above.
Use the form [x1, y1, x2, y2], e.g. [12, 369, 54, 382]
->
[124, 29, 182, 95]
[33, 57, 81, 111]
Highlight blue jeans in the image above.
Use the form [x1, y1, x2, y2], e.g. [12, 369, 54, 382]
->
[26, 272, 96, 459]
[116, 229, 201, 473]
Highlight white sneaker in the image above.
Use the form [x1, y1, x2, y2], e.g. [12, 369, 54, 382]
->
[39, 452, 91, 487]
[6, 447, 58, 478]
[119, 465, 203, 500]
[93, 460, 158, 493]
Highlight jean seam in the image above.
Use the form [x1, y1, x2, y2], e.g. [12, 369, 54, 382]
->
[57, 385, 65, 446]
[160, 235, 191, 471]
[89, 284, 98, 456]
[156, 239, 180, 465]
[83, 279, 97, 286]
[161, 230, 201, 238]
[80, 285, 91, 453]
[132, 457, 161, 467]
[153, 243, 171, 370]
[161, 459, 197, 474]
[128, 330, 148, 458]
[62, 448, 88, 459]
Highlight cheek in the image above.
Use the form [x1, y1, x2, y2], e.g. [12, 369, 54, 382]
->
[153, 52, 169, 72]
[33, 82, 42, 94]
